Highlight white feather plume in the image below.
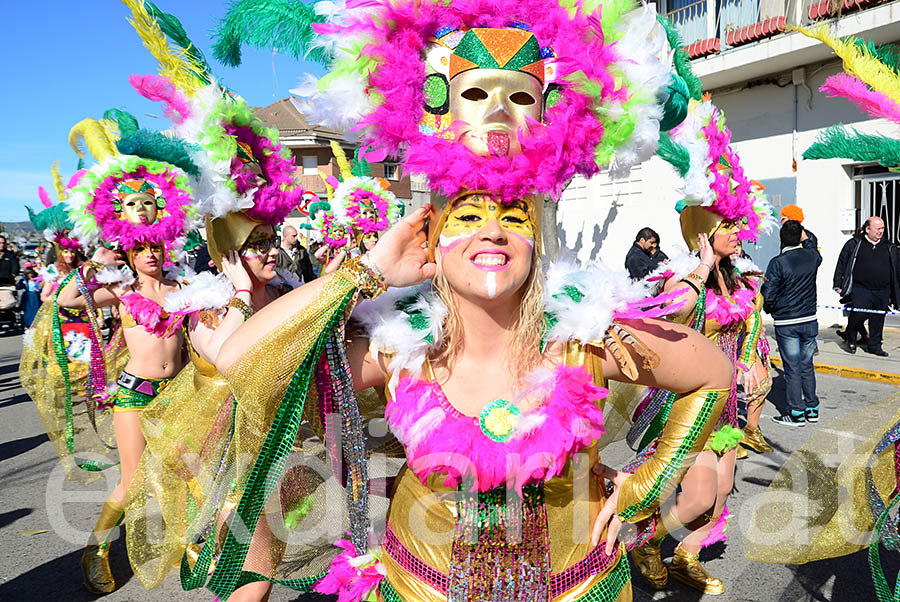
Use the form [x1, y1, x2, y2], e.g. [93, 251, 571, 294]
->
[163, 270, 234, 313]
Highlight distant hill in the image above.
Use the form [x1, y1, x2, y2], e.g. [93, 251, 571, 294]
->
[1, 221, 38, 236]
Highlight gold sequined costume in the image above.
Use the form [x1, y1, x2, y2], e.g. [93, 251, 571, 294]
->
[175, 267, 729, 602]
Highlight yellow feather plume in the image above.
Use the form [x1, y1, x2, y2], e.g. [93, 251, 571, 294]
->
[319, 171, 334, 202]
[791, 24, 900, 104]
[69, 119, 119, 162]
[330, 141, 354, 180]
[121, 0, 206, 97]
[51, 160, 65, 201]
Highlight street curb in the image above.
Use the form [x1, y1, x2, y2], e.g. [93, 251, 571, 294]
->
[769, 355, 900, 385]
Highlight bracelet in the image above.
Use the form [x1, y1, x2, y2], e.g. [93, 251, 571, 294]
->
[234, 288, 251, 297]
[699, 262, 714, 271]
[685, 272, 705, 284]
[227, 296, 254, 321]
[83, 260, 104, 273]
[340, 256, 387, 299]
[679, 278, 701, 296]
[736, 361, 750, 373]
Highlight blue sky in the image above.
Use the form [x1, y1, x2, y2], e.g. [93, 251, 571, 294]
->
[1, 1, 321, 224]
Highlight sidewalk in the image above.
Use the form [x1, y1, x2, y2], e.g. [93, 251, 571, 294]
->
[764, 321, 900, 384]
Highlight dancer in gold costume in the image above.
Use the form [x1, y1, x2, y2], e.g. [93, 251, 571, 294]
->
[180, 1, 738, 600]
[56, 116, 199, 594]
[627, 99, 777, 595]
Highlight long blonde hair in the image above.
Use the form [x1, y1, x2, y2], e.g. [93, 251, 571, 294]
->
[431, 250, 545, 381]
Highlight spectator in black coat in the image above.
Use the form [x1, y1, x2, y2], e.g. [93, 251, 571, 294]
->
[0, 235, 20, 286]
[625, 227, 668, 280]
[833, 216, 900, 356]
[762, 220, 822, 426]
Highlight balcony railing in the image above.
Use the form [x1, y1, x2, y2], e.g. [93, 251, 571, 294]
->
[663, 0, 891, 59]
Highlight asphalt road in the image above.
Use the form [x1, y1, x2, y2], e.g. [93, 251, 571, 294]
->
[1, 330, 898, 601]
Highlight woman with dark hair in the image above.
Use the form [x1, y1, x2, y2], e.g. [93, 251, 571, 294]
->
[629, 100, 777, 595]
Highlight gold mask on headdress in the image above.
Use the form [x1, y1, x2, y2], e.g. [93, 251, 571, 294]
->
[120, 192, 159, 226]
[450, 69, 543, 157]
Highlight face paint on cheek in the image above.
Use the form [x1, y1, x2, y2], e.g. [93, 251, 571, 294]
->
[438, 231, 477, 253]
[241, 250, 264, 260]
[507, 230, 535, 249]
[486, 272, 497, 299]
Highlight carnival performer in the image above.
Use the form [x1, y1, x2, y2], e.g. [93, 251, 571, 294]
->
[109, 3, 309, 599]
[20, 161, 130, 486]
[55, 116, 198, 594]
[628, 99, 777, 595]
[176, 1, 736, 600]
[745, 29, 900, 602]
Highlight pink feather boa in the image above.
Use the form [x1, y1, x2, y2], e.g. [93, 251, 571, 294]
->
[120, 293, 184, 338]
[820, 72, 900, 124]
[704, 282, 758, 326]
[314, 538, 385, 602]
[386, 364, 607, 493]
[347, 189, 391, 233]
[90, 166, 193, 251]
[320, 0, 624, 203]
[225, 123, 304, 225]
[702, 114, 759, 243]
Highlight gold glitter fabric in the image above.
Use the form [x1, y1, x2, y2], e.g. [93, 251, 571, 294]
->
[123, 343, 233, 589]
[20, 302, 129, 484]
[382, 341, 632, 601]
[744, 392, 900, 564]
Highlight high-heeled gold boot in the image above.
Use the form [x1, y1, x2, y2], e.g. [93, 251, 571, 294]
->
[741, 426, 774, 453]
[669, 545, 724, 595]
[81, 500, 124, 594]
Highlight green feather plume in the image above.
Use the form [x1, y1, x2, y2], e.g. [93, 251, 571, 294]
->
[853, 37, 900, 76]
[103, 108, 140, 134]
[803, 125, 900, 168]
[657, 132, 691, 177]
[658, 15, 703, 101]
[116, 130, 201, 176]
[707, 426, 743, 453]
[27, 204, 72, 232]
[212, 0, 328, 68]
[144, 0, 216, 86]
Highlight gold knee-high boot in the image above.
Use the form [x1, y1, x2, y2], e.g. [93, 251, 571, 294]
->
[82, 500, 124, 594]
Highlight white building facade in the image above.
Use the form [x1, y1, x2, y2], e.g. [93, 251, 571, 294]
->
[560, 0, 900, 327]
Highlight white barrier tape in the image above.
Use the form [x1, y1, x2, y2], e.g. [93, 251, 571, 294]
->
[817, 304, 900, 316]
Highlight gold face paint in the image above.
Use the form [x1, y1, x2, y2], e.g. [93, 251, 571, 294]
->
[449, 69, 543, 157]
[120, 192, 159, 226]
[439, 194, 535, 251]
[130, 243, 164, 258]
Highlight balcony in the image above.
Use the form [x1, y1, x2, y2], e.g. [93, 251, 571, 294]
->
[664, 0, 893, 60]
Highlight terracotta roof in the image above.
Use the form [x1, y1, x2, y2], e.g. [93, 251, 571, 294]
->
[251, 98, 346, 139]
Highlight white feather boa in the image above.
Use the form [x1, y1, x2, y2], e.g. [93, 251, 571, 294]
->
[163, 270, 235, 314]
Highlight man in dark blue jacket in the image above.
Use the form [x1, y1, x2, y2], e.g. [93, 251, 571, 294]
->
[762, 220, 822, 426]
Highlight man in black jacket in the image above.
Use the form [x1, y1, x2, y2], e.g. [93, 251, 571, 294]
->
[762, 221, 822, 426]
[0, 235, 19, 287]
[625, 227, 668, 280]
[833, 216, 899, 356]
[276, 225, 316, 283]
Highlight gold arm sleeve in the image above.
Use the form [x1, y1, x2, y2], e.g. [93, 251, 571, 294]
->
[616, 387, 729, 523]
[224, 271, 359, 420]
[738, 292, 764, 369]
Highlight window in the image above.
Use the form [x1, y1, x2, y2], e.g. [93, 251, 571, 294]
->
[302, 155, 318, 176]
[854, 166, 900, 244]
[383, 162, 400, 181]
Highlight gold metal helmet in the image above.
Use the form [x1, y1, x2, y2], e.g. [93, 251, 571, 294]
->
[205, 212, 263, 269]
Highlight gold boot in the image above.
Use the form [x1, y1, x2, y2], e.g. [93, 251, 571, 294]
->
[735, 445, 749, 459]
[631, 538, 667, 589]
[81, 500, 124, 594]
[669, 545, 724, 595]
[741, 426, 774, 453]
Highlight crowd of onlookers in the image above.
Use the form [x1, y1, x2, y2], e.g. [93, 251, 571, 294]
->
[626, 204, 900, 428]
